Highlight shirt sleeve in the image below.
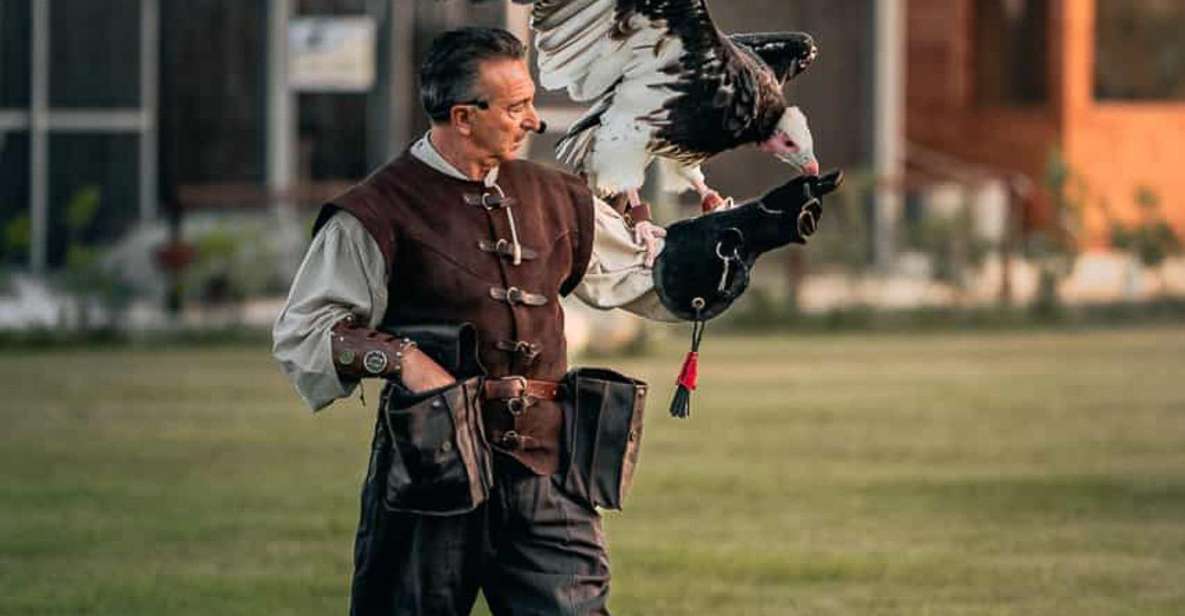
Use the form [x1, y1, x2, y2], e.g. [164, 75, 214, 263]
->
[271, 211, 390, 411]
[574, 197, 680, 322]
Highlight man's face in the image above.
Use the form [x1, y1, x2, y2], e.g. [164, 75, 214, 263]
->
[463, 58, 541, 163]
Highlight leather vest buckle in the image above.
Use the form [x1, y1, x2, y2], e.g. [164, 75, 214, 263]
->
[506, 395, 536, 416]
[490, 286, 548, 307]
[496, 339, 542, 362]
[463, 192, 517, 210]
[478, 239, 538, 261]
[499, 430, 523, 449]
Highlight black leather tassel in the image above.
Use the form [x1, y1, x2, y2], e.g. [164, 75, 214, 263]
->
[669, 302, 706, 418]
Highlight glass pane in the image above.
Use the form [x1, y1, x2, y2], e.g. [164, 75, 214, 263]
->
[0, 132, 30, 267]
[974, 0, 1049, 105]
[1095, 0, 1185, 101]
[160, 0, 265, 185]
[298, 93, 368, 181]
[49, 0, 140, 108]
[296, 0, 367, 14]
[1, 0, 31, 108]
[47, 134, 139, 268]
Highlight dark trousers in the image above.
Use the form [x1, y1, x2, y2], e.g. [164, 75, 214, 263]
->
[349, 422, 612, 616]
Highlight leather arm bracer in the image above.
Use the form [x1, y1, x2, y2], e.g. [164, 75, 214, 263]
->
[330, 316, 417, 380]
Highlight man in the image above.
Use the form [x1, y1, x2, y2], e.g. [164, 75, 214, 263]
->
[273, 27, 830, 615]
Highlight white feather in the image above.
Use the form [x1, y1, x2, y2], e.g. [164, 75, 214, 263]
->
[532, 1, 709, 195]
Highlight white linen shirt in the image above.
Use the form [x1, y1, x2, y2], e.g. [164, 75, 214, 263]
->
[272, 135, 676, 411]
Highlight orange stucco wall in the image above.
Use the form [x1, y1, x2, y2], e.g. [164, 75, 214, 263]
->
[1060, 2, 1185, 245]
[906, 0, 1185, 243]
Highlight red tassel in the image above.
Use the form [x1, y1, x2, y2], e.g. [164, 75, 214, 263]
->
[676, 351, 699, 391]
[671, 314, 706, 418]
[670, 351, 699, 418]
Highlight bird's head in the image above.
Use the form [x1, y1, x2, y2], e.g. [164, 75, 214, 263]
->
[758, 107, 818, 177]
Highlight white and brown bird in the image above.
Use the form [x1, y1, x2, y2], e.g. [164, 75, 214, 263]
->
[446, 0, 820, 260]
[528, 0, 820, 214]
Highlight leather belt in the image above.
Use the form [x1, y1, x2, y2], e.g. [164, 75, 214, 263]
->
[483, 376, 563, 402]
[484, 375, 561, 417]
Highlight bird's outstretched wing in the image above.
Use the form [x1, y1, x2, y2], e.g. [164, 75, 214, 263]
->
[532, 1, 787, 173]
[531, 0, 725, 102]
[728, 32, 817, 84]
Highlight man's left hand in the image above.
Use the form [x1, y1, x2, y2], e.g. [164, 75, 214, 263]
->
[635, 220, 667, 268]
[758, 170, 843, 244]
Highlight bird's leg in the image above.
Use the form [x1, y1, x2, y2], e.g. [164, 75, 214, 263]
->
[690, 177, 731, 212]
[626, 188, 643, 209]
[624, 188, 666, 269]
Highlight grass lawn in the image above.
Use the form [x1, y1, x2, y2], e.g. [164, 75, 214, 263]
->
[2, 326, 1184, 615]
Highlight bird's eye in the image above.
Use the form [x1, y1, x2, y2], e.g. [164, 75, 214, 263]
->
[784, 138, 799, 151]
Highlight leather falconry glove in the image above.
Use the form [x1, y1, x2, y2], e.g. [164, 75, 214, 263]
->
[652, 169, 842, 418]
[653, 169, 842, 321]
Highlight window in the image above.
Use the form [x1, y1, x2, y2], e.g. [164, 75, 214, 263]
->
[48, 135, 139, 268]
[49, 0, 141, 108]
[1, 0, 31, 108]
[1095, 0, 1185, 101]
[161, 0, 266, 185]
[973, 0, 1049, 105]
[0, 133, 30, 267]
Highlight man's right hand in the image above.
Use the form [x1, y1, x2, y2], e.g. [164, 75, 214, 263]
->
[399, 348, 457, 393]
[331, 317, 454, 392]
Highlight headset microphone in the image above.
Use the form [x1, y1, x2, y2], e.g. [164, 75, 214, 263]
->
[534, 120, 548, 135]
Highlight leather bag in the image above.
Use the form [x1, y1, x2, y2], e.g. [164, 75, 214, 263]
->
[562, 368, 648, 510]
[379, 376, 493, 515]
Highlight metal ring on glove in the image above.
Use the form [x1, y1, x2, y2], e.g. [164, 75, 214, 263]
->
[797, 202, 819, 237]
[715, 227, 745, 259]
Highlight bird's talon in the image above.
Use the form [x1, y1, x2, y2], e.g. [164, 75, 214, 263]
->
[701, 192, 727, 213]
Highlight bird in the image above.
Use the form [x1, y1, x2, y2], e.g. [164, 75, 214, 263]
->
[528, 0, 820, 213]
[443, 0, 820, 263]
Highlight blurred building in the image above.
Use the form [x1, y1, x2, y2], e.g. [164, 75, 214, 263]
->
[0, 0, 878, 276]
[907, 0, 1185, 244]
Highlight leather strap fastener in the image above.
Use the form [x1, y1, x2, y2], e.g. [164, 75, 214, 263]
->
[463, 192, 517, 209]
[482, 376, 563, 402]
[489, 286, 548, 307]
[625, 201, 653, 225]
[484, 376, 563, 417]
[491, 429, 539, 451]
[495, 339, 542, 361]
[478, 239, 538, 261]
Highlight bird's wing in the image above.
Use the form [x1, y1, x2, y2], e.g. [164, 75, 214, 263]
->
[728, 32, 817, 84]
[531, 0, 728, 103]
[534, 1, 782, 170]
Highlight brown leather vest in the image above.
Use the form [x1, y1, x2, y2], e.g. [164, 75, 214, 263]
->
[316, 151, 596, 474]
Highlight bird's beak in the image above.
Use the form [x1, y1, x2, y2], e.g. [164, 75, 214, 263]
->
[774, 151, 819, 177]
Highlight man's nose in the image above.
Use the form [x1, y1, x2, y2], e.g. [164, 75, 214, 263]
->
[524, 107, 545, 134]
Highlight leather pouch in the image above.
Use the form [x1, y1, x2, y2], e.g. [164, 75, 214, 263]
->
[379, 376, 493, 515]
[562, 368, 648, 511]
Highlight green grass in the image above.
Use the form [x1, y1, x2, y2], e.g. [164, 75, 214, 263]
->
[2, 326, 1184, 615]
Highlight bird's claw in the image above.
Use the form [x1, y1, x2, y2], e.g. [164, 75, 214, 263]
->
[701, 191, 733, 213]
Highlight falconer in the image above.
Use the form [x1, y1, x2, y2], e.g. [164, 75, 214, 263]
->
[272, 26, 834, 616]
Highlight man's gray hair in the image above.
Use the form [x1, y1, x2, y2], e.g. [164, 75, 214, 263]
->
[420, 27, 527, 124]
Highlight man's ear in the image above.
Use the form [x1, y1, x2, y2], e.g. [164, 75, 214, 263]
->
[450, 106, 473, 136]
